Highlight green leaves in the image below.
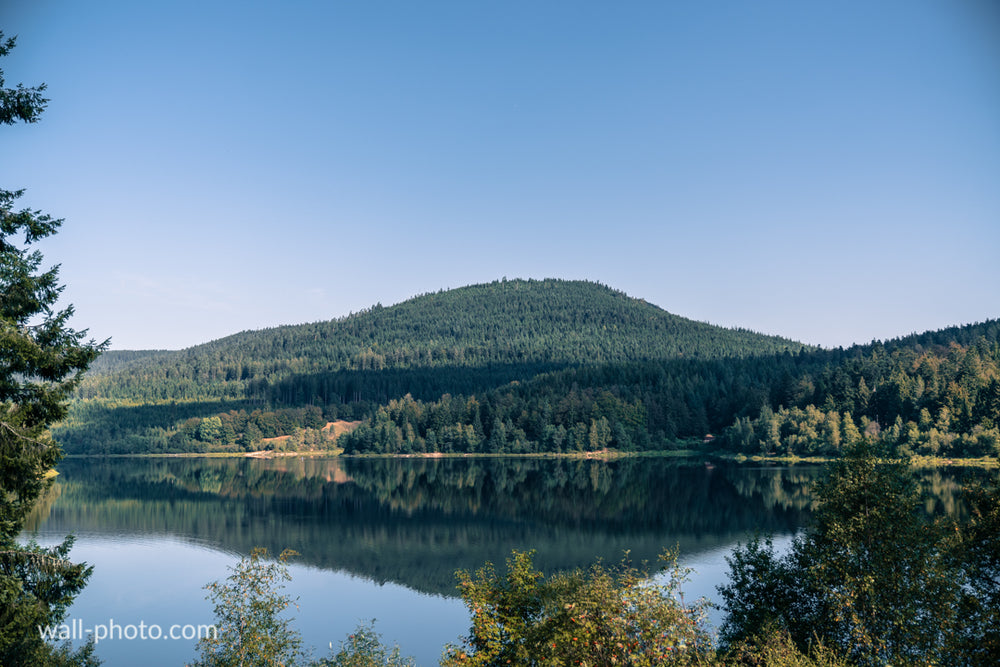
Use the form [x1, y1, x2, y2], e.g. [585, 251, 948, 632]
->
[442, 549, 714, 666]
[0, 33, 48, 125]
[317, 620, 415, 667]
[194, 547, 303, 667]
[0, 538, 97, 666]
[718, 444, 1000, 666]
[195, 549, 419, 667]
[1, 185, 106, 541]
[0, 35, 105, 664]
[948, 481, 1000, 664]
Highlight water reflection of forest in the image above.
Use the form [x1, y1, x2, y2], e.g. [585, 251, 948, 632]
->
[27, 457, 979, 596]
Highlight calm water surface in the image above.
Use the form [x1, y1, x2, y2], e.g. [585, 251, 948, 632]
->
[22, 456, 973, 666]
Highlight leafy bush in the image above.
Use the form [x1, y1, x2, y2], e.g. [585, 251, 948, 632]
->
[717, 443, 1000, 666]
[193, 548, 302, 667]
[316, 620, 415, 667]
[720, 627, 849, 667]
[441, 549, 714, 666]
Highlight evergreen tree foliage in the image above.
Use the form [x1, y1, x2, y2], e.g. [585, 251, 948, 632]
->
[717, 444, 1000, 666]
[949, 481, 1000, 664]
[43, 256, 997, 456]
[56, 279, 813, 453]
[1, 31, 106, 666]
[0, 538, 100, 666]
[54, 278, 1000, 457]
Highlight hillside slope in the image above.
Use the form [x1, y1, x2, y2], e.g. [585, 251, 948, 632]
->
[339, 318, 1000, 458]
[58, 279, 808, 454]
[77, 279, 805, 402]
[56, 279, 999, 459]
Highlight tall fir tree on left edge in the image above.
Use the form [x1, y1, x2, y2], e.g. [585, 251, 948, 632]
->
[1, 31, 107, 666]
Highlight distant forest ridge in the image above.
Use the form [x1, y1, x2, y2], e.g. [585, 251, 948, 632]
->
[84, 278, 806, 373]
[55, 278, 1000, 459]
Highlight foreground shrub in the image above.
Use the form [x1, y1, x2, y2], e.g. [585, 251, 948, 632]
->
[441, 549, 714, 666]
[316, 620, 415, 667]
[718, 443, 1000, 666]
[193, 547, 302, 667]
[720, 626, 849, 667]
[195, 550, 417, 667]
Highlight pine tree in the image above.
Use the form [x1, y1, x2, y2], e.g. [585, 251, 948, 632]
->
[1, 32, 107, 665]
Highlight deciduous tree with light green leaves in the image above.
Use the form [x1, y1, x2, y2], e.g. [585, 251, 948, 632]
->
[316, 620, 415, 667]
[194, 547, 303, 667]
[441, 549, 715, 666]
[196, 548, 417, 667]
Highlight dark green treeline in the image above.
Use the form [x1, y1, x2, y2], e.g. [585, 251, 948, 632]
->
[53, 279, 1000, 458]
[340, 321, 1000, 458]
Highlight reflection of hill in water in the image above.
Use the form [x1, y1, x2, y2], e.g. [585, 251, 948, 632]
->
[34, 457, 822, 595]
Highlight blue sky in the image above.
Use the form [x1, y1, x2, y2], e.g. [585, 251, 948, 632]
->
[2, 1, 998, 350]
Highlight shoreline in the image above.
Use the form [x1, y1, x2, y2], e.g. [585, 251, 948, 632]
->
[60, 449, 999, 468]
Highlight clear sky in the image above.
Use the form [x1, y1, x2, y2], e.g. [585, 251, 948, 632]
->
[2, 1, 998, 350]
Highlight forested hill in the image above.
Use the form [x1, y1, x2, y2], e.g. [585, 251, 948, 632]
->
[57, 279, 809, 454]
[337, 318, 1000, 459]
[76, 279, 806, 403]
[56, 279, 999, 459]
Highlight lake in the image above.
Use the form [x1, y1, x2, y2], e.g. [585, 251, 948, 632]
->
[22, 455, 973, 666]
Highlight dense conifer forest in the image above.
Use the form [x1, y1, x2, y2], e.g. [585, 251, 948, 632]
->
[53, 279, 1000, 459]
